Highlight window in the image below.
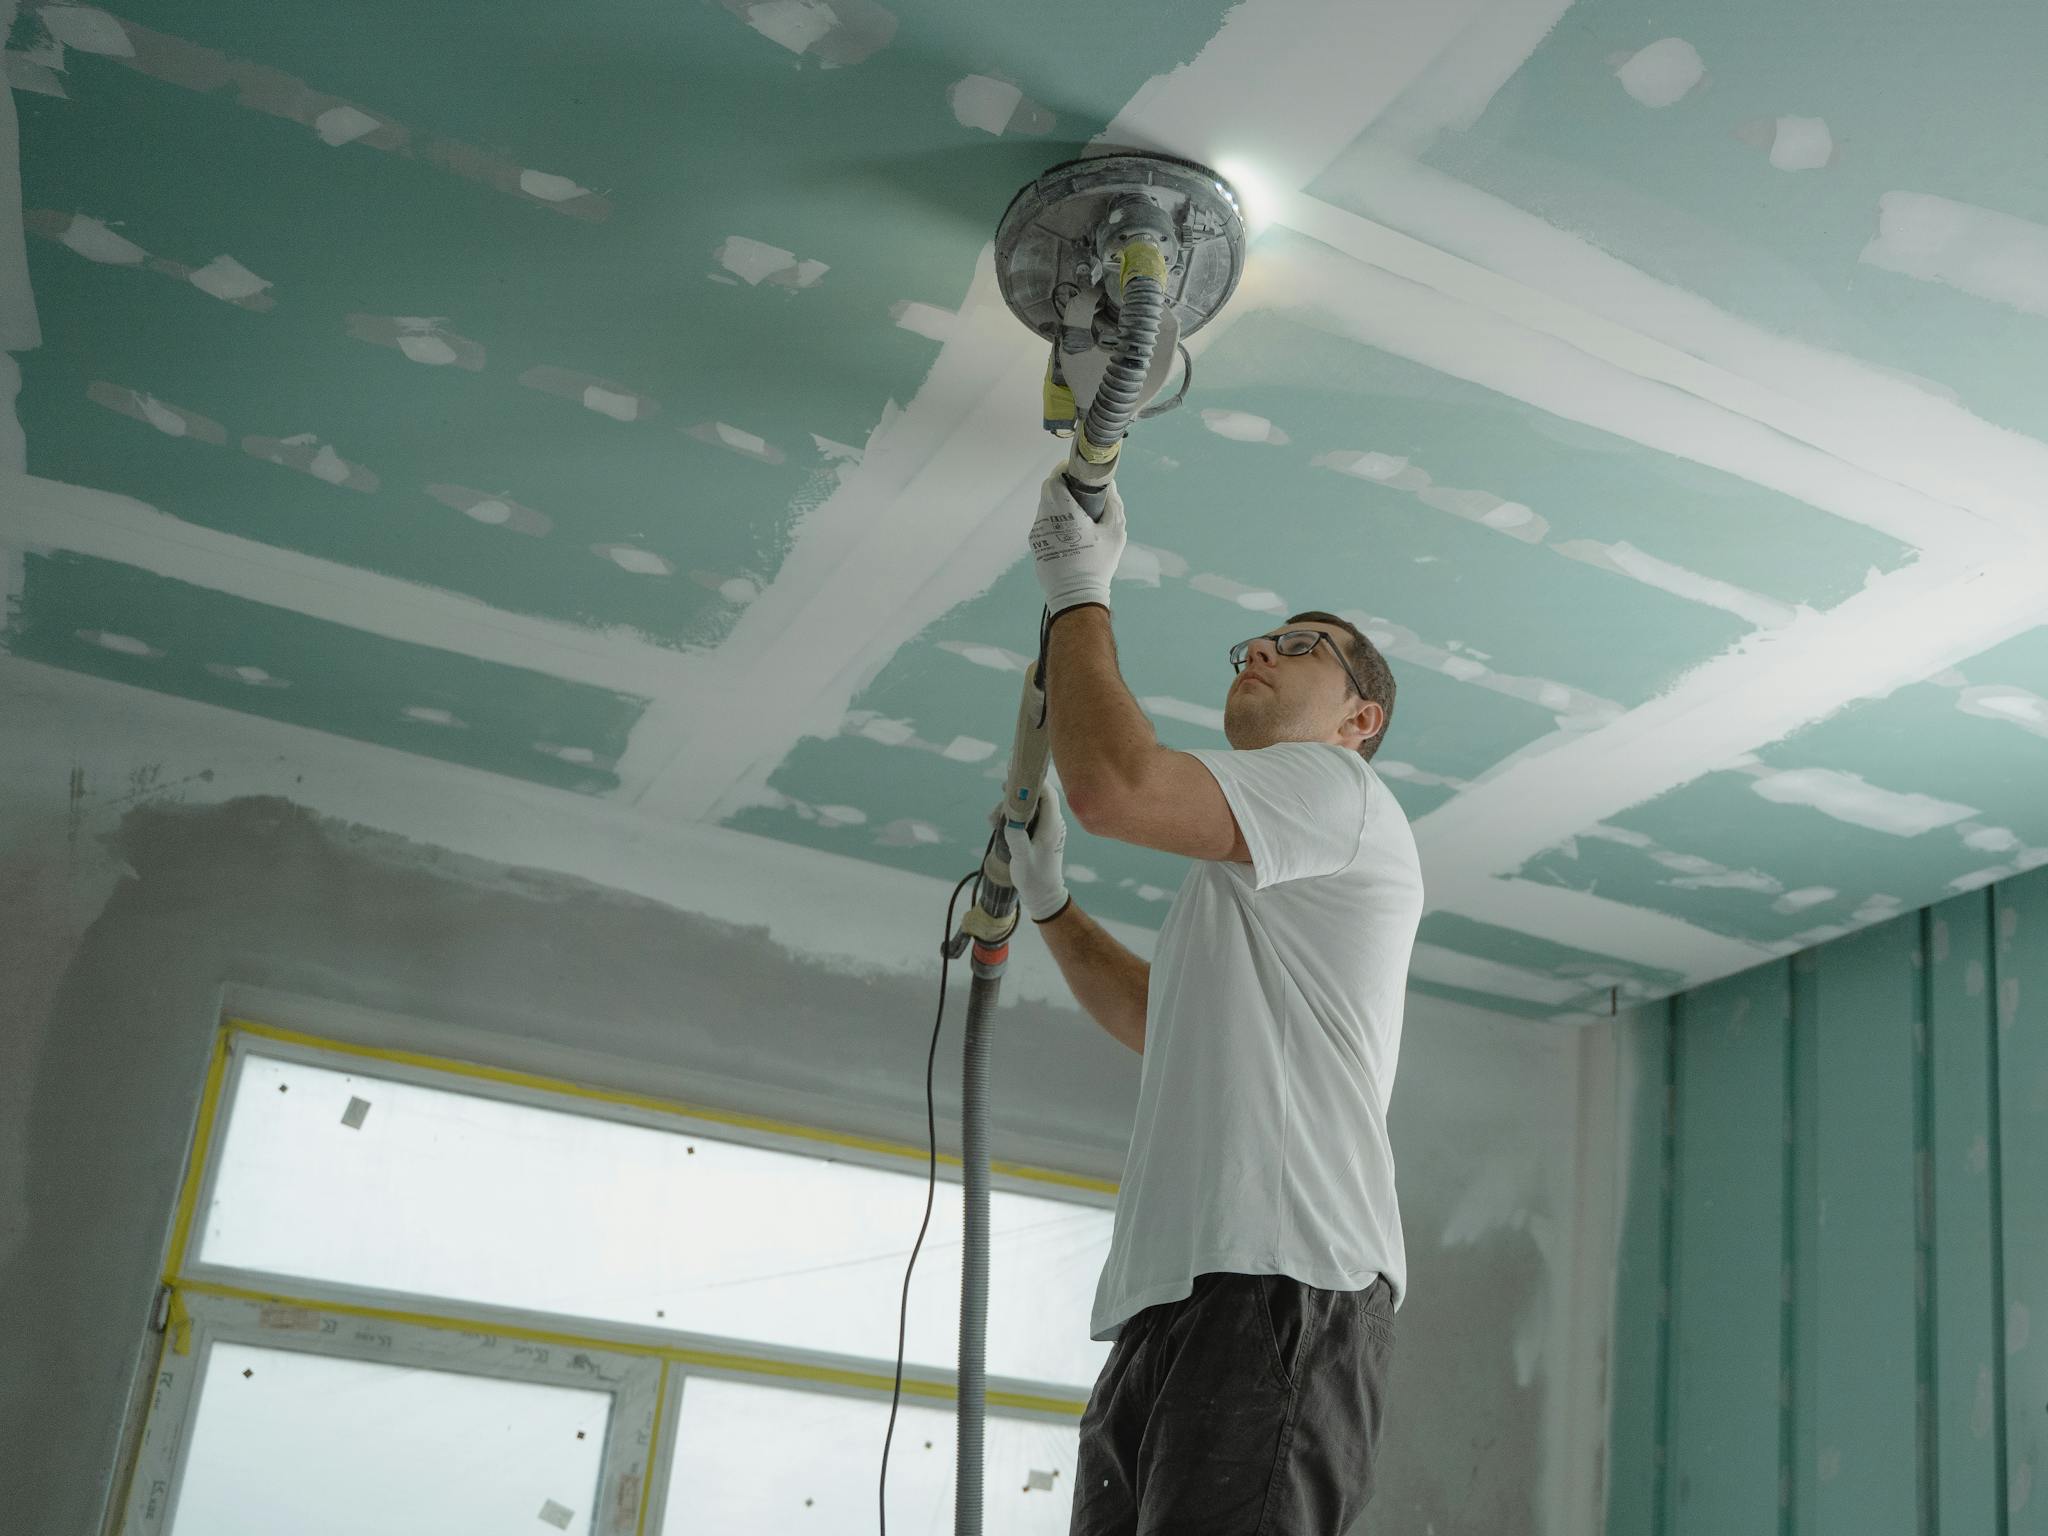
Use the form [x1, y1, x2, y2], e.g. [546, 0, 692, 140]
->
[120, 1022, 1111, 1532]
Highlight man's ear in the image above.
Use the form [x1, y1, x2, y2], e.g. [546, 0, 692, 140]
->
[1343, 697, 1386, 748]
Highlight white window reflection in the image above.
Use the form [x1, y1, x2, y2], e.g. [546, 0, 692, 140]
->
[167, 1342, 609, 1535]
[199, 1054, 1114, 1387]
[661, 1376, 1078, 1534]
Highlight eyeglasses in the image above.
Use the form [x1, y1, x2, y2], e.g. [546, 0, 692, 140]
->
[1229, 629, 1366, 700]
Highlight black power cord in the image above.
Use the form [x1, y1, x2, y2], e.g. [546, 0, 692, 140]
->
[879, 860, 988, 1535]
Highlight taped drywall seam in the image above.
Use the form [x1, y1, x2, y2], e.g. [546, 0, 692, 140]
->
[29, 9, 609, 219]
[1293, 150, 2048, 547]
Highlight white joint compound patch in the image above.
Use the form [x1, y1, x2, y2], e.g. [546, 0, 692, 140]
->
[948, 74, 1023, 134]
[188, 255, 271, 303]
[1769, 116, 1834, 171]
[941, 736, 996, 763]
[519, 366, 659, 422]
[79, 629, 160, 658]
[686, 421, 785, 463]
[1114, 542, 1189, 587]
[720, 0, 897, 66]
[1861, 193, 2048, 319]
[1773, 886, 1837, 915]
[519, 169, 592, 203]
[314, 104, 382, 146]
[59, 215, 145, 265]
[937, 640, 1028, 673]
[1314, 450, 1549, 544]
[40, 5, 134, 56]
[1615, 38, 1704, 108]
[1958, 685, 2048, 737]
[204, 663, 290, 689]
[890, 299, 954, 341]
[1749, 768, 1974, 836]
[1188, 573, 1287, 613]
[1200, 408, 1289, 445]
[595, 545, 673, 577]
[715, 235, 829, 288]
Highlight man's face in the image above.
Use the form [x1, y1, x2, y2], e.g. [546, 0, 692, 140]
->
[1222, 622, 1369, 752]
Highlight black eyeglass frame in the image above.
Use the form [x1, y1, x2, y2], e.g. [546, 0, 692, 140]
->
[1228, 628, 1368, 700]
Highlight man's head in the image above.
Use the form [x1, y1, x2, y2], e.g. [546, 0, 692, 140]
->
[1222, 611, 1396, 761]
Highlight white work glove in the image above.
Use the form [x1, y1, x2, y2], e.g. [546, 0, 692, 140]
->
[1028, 467, 1126, 617]
[1001, 782, 1072, 923]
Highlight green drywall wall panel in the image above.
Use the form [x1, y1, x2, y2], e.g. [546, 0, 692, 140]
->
[1621, 869, 2046, 1533]
[1606, 1001, 1675, 1536]
[1927, 890, 2005, 1536]
[1788, 950, 1821, 1536]
[1665, 965, 1790, 1534]
[1809, 917, 1922, 1534]
[1997, 868, 2048, 1530]
[3, 552, 645, 792]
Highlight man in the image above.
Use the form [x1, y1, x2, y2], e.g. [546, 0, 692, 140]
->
[1005, 468, 1425, 1534]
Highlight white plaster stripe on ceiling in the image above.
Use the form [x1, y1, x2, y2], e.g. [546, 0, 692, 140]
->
[1414, 553, 2048, 889]
[1295, 149, 2048, 550]
[618, 248, 1056, 815]
[1256, 224, 2010, 552]
[1860, 193, 2048, 321]
[1438, 877, 1779, 982]
[0, 471, 689, 698]
[1409, 941, 1586, 1005]
[622, 0, 1507, 820]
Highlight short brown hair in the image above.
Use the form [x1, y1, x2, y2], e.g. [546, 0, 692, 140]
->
[1288, 610, 1395, 761]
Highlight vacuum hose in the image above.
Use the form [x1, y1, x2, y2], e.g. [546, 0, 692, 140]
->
[955, 240, 1171, 1536]
[954, 964, 998, 1535]
[1064, 240, 1170, 520]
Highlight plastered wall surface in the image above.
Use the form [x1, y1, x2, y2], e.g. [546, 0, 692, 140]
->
[0, 659, 1611, 1535]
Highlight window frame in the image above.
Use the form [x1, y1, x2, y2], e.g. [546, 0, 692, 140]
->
[121, 1287, 662, 1536]
[115, 1017, 1107, 1534]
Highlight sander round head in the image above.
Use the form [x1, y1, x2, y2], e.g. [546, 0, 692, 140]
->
[993, 151, 1246, 343]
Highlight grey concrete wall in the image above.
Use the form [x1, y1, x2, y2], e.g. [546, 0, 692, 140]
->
[1, 662, 1613, 1535]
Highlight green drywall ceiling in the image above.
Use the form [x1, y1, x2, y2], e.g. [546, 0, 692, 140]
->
[1353, 0, 2048, 442]
[10, 0, 1236, 644]
[4, 551, 646, 791]
[1516, 655, 2048, 946]
[1417, 911, 1685, 995]
[7, 1, 2046, 1018]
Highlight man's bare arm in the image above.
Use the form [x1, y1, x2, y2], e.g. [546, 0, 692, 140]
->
[1031, 900, 1149, 1054]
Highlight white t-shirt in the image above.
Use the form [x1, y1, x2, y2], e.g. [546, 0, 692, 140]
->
[1088, 741, 1425, 1342]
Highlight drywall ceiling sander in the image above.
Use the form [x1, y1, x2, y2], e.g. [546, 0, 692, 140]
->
[935, 151, 1244, 1535]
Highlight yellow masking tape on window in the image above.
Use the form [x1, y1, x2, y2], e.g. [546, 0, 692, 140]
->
[170, 1279, 1086, 1418]
[637, 1359, 670, 1536]
[162, 1026, 236, 1278]
[167, 1287, 194, 1356]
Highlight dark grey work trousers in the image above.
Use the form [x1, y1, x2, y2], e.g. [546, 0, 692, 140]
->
[1068, 1271, 1395, 1535]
